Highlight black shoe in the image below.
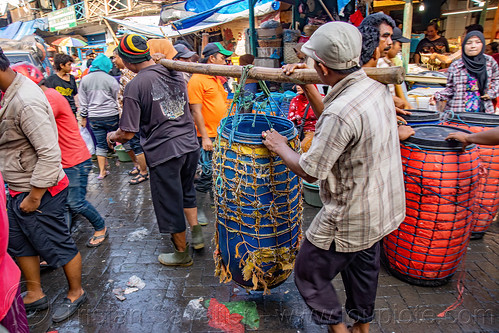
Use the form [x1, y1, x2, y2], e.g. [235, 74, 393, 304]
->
[23, 295, 49, 312]
[52, 291, 87, 323]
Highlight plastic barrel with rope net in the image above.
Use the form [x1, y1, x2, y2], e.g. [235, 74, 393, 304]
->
[400, 109, 441, 126]
[444, 112, 499, 239]
[382, 125, 480, 287]
[212, 66, 303, 294]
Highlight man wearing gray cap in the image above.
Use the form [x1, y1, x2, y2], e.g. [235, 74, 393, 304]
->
[173, 44, 197, 84]
[263, 22, 405, 333]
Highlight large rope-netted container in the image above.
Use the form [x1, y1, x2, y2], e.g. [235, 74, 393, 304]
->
[401, 110, 441, 126]
[383, 125, 480, 286]
[212, 114, 302, 294]
[444, 112, 499, 239]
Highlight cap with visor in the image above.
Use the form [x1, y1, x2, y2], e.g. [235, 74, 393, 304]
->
[202, 42, 233, 57]
[301, 21, 362, 70]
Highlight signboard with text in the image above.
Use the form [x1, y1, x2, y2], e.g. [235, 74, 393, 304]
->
[48, 6, 77, 32]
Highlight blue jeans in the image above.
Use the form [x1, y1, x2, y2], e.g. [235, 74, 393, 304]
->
[64, 159, 105, 231]
[89, 115, 119, 156]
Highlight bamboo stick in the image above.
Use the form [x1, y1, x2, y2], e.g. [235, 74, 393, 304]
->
[159, 59, 405, 85]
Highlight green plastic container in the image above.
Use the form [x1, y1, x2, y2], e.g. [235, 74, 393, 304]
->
[303, 181, 322, 207]
[115, 145, 132, 162]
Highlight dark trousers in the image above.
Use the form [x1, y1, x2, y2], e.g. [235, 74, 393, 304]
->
[8, 188, 79, 268]
[149, 150, 199, 234]
[194, 137, 214, 193]
[294, 238, 381, 325]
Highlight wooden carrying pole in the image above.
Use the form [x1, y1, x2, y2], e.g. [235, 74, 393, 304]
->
[159, 59, 405, 85]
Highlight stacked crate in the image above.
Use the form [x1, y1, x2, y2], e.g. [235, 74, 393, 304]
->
[255, 26, 282, 68]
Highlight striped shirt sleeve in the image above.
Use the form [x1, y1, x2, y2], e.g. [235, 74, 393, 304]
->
[299, 112, 355, 180]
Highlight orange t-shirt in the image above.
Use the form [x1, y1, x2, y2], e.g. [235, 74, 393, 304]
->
[187, 74, 228, 138]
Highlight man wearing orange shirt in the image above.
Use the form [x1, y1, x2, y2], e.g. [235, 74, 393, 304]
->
[187, 42, 233, 193]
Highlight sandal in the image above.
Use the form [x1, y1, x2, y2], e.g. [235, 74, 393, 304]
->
[86, 228, 109, 248]
[129, 172, 149, 185]
[97, 170, 110, 180]
[128, 167, 139, 176]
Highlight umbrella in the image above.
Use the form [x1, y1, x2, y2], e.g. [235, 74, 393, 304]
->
[52, 37, 87, 47]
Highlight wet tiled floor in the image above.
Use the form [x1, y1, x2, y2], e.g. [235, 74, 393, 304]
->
[25, 159, 498, 332]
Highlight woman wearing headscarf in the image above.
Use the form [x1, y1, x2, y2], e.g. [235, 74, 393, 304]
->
[433, 31, 499, 113]
[79, 54, 120, 179]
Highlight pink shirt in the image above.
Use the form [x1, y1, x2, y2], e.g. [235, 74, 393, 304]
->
[0, 173, 21, 320]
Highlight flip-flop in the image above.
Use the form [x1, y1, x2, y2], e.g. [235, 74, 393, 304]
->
[97, 170, 110, 180]
[128, 167, 139, 176]
[86, 229, 109, 248]
[129, 172, 149, 185]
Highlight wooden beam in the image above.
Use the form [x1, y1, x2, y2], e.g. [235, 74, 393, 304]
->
[402, 0, 413, 73]
[103, 19, 119, 45]
[159, 59, 405, 85]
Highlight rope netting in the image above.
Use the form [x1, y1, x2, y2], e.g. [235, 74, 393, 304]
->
[212, 66, 303, 294]
[383, 142, 480, 286]
[444, 115, 499, 238]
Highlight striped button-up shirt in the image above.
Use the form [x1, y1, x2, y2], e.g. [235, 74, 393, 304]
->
[434, 55, 499, 114]
[299, 70, 406, 252]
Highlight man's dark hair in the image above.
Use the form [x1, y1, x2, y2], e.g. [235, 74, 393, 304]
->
[360, 12, 396, 31]
[358, 13, 396, 66]
[0, 48, 10, 71]
[465, 24, 484, 34]
[358, 25, 380, 66]
[427, 22, 439, 32]
[489, 42, 499, 54]
[53, 53, 74, 71]
[174, 40, 194, 51]
[314, 60, 361, 76]
[332, 66, 361, 75]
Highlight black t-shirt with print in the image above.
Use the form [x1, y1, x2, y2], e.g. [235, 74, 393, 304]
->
[119, 64, 199, 167]
[415, 36, 450, 55]
[45, 74, 78, 113]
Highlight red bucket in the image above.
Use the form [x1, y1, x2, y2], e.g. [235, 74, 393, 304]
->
[383, 125, 480, 286]
[445, 113, 499, 239]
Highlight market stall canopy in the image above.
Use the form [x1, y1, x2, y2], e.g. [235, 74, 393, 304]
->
[0, 19, 48, 40]
[105, 16, 222, 38]
[52, 36, 88, 47]
[106, 0, 277, 38]
[171, 0, 279, 30]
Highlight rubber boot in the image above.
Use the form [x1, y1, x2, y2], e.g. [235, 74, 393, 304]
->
[197, 194, 209, 226]
[158, 243, 193, 267]
[191, 225, 205, 250]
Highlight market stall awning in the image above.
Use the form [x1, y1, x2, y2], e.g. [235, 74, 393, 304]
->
[0, 19, 48, 40]
[105, 0, 278, 38]
[172, 0, 278, 30]
[105, 17, 223, 38]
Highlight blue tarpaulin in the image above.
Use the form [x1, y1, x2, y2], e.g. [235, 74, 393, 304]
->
[0, 19, 48, 40]
[173, 0, 277, 30]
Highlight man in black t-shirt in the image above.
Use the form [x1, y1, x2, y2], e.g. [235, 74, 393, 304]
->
[107, 34, 205, 267]
[45, 53, 78, 115]
[414, 22, 450, 64]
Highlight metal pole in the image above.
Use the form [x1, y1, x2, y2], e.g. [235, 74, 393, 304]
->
[402, 0, 413, 73]
[248, 0, 257, 56]
[479, 0, 489, 27]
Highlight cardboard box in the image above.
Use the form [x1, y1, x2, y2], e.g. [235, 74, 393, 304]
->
[256, 26, 283, 39]
[254, 58, 280, 68]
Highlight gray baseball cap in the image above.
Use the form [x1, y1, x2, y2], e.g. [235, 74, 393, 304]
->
[173, 44, 196, 59]
[301, 21, 362, 70]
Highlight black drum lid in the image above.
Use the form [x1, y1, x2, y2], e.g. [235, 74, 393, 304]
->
[403, 125, 475, 151]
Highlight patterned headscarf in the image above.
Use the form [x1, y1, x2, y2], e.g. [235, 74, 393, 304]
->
[118, 34, 151, 64]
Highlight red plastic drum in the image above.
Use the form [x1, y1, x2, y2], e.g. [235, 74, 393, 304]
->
[444, 113, 499, 239]
[383, 125, 480, 286]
